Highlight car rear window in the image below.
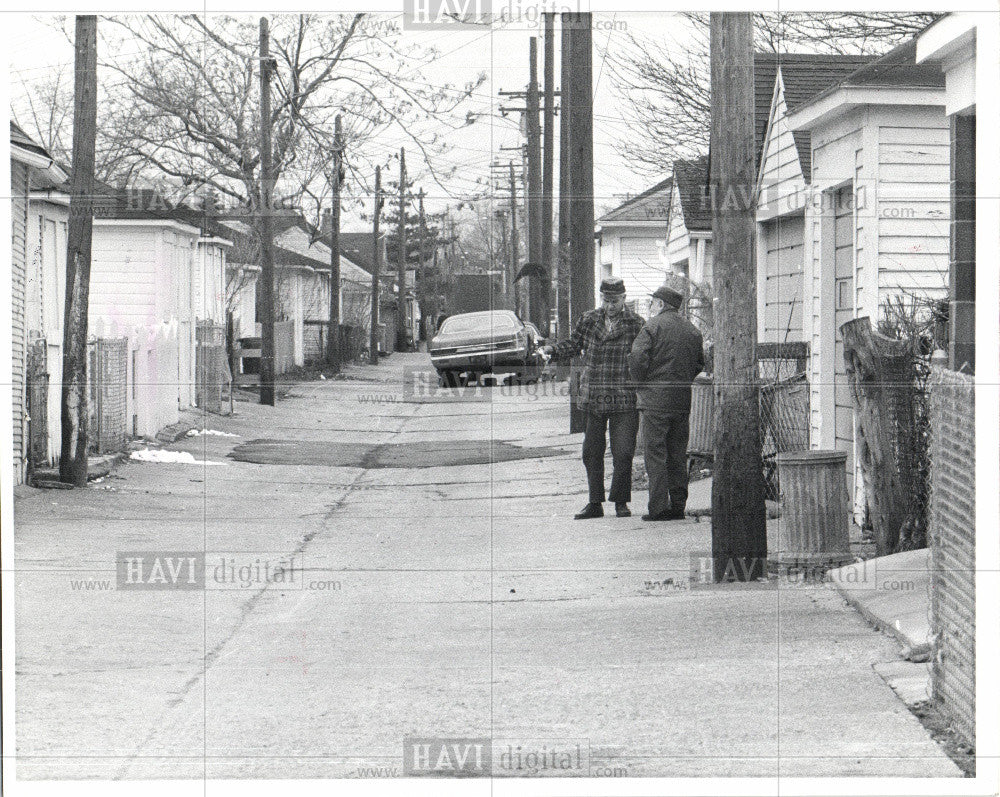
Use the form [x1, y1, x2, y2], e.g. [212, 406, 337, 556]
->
[440, 314, 517, 334]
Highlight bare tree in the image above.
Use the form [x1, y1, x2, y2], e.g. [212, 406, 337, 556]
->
[87, 14, 484, 209]
[603, 12, 939, 174]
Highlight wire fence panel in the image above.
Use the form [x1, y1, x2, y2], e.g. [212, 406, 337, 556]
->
[87, 338, 128, 455]
[928, 365, 975, 748]
[196, 321, 232, 415]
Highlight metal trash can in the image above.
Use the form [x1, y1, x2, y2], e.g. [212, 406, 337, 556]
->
[772, 450, 852, 570]
[688, 374, 714, 455]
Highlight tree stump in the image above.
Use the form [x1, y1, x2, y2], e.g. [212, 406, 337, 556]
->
[840, 317, 915, 556]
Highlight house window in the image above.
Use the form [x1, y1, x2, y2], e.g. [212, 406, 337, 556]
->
[836, 278, 852, 311]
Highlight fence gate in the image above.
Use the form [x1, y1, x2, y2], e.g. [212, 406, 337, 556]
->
[87, 338, 128, 454]
[196, 321, 232, 415]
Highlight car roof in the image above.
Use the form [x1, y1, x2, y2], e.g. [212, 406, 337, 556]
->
[444, 310, 520, 322]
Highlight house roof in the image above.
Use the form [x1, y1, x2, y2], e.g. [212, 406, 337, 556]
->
[10, 122, 67, 185]
[673, 156, 712, 233]
[598, 177, 673, 224]
[789, 39, 945, 124]
[338, 231, 386, 274]
[10, 121, 51, 160]
[755, 53, 877, 181]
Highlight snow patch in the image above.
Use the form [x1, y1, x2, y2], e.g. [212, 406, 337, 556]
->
[186, 429, 240, 438]
[130, 448, 201, 464]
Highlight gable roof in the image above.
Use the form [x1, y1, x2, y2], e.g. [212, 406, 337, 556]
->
[673, 156, 712, 233]
[755, 53, 877, 181]
[597, 177, 672, 224]
[338, 231, 387, 275]
[788, 39, 945, 128]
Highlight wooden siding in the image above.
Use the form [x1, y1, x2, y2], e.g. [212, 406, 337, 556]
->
[876, 123, 950, 312]
[666, 182, 691, 269]
[11, 161, 29, 483]
[761, 216, 805, 343]
[757, 75, 808, 222]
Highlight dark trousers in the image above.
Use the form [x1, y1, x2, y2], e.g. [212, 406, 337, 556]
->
[640, 409, 690, 516]
[582, 410, 639, 504]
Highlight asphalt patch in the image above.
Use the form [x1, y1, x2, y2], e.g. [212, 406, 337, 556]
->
[228, 439, 565, 468]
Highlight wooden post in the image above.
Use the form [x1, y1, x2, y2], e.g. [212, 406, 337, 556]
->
[841, 317, 914, 556]
[59, 14, 98, 487]
[709, 12, 766, 582]
[557, 13, 572, 338]
[396, 147, 408, 352]
[258, 17, 276, 406]
[527, 37, 544, 330]
[327, 114, 343, 370]
[566, 12, 594, 327]
[509, 161, 519, 317]
[370, 166, 382, 366]
[417, 189, 426, 343]
[542, 13, 556, 336]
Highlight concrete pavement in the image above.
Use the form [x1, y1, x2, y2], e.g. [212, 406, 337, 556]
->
[13, 352, 960, 779]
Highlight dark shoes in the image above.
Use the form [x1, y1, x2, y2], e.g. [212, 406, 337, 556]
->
[642, 508, 686, 521]
[615, 502, 631, 518]
[574, 502, 604, 520]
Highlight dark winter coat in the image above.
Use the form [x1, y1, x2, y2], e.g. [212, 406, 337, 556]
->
[627, 309, 705, 413]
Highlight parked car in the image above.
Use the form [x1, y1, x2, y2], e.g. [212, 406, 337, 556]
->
[429, 310, 542, 385]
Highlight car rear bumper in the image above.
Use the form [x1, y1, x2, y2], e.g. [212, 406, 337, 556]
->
[430, 346, 528, 370]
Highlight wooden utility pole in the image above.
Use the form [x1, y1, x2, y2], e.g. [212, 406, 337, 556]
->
[509, 161, 520, 318]
[542, 13, 556, 336]
[370, 166, 383, 365]
[526, 37, 545, 331]
[258, 17, 276, 406]
[417, 189, 427, 343]
[566, 12, 594, 327]
[396, 147, 408, 352]
[327, 114, 343, 370]
[557, 13, 572, 337]
[709, 12, 767, 582]
[58, 14, 98, 487]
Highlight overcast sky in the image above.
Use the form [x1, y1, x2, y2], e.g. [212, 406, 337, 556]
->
[7, 9, 692, 231]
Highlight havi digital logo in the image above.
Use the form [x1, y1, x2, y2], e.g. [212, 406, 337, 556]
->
[403, 0, 491, 29]
[403, 737, 490, 776]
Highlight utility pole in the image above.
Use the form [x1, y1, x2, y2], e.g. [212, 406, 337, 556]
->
[709, 12, 766, 582]
[566, 11, 594, 328]
[258, 17, 276, 406]
[542, 13, 556, 336]
[370, 165, 383, 366]
[59, 14, 97, 487]
[417, 189, 426, 343]
[396, 147, 408, 352]
[526, 37, 545, 331]
[557, 13, 572, 338]
[327, 113, 343, 370]
[509, 160, 519, 317]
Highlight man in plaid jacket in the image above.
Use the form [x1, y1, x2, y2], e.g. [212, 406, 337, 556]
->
[543, 277, 644, 519]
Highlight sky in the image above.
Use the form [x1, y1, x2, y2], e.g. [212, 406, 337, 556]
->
[6, 10, 691, 233]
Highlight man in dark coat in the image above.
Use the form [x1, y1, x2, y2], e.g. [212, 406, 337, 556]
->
[543, 277, 645, 519]
[628, 285, 705, 521]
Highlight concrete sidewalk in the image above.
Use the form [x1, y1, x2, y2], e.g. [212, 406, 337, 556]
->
[13, 353, 960, 779]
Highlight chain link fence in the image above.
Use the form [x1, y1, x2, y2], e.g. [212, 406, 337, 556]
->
[87, 337, 128, 454]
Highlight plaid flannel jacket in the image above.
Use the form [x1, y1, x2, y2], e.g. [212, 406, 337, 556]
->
[553, 307, 645, 413]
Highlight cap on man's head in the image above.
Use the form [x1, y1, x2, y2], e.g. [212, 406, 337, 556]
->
[651, 285, 683, 308]
[599, 276, 626, 296]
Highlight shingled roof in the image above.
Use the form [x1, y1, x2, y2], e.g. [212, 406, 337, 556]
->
[755, 53, 877, 182]
[673, 156, 712, 233]
[597, 177, 672, 224]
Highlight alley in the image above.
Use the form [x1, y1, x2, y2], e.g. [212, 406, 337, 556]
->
[14, 353, 959, 779]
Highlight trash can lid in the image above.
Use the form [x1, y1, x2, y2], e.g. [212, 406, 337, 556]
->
[775, 449, 847, 465]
